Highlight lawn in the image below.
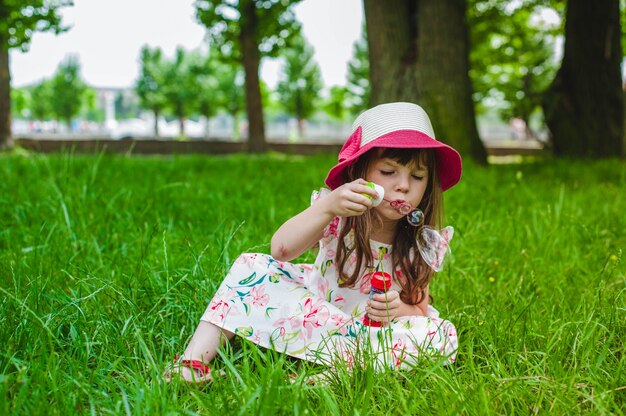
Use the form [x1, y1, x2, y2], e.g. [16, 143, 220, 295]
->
[1, 151, 624, 415]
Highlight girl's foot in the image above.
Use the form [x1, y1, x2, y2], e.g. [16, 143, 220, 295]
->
[163, 355, 221, 384]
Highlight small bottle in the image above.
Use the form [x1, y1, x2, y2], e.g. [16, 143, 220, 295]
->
[363, 182, 385, 207]
[362, 271, 392, 327]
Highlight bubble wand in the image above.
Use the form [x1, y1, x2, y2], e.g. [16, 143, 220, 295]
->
[363, 182, 424, 226]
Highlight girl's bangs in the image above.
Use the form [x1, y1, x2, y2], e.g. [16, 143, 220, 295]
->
[379, 148, 434, 170]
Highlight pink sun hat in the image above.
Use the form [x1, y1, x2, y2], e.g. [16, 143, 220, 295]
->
[324, 102, 462, 191]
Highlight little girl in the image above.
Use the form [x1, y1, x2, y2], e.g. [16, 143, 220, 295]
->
[166, 102, 462, 382]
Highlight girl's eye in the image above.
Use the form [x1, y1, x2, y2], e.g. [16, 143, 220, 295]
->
[380, 170, 394, 175]
[412, 175, 424, 180]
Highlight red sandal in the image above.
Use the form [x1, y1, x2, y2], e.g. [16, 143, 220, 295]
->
[163, 355, 214, 383]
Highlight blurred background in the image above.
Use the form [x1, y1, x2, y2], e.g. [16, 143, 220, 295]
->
[1, 0, 624, 161]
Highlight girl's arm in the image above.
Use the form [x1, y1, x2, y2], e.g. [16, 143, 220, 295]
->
[270, 179, 377, 262]
[270, 202, 333, 261]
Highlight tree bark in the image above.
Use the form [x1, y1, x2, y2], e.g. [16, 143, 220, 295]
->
[240, 0, 266, 153]
[364, 0, 486, 163]
[364, 0, 420, 104]
[231, 111, 240, 140]
[179, 116, 185, 138]
[542, 0, 623, 157]
[153, 110, 160, 137]
[0, 42, 12, 149]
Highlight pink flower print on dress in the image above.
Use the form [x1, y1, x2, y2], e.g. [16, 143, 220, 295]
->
[358, 272, 373, 294]
[244, 285, 270, 308]
[392, 338, 407, 367]
[333, 295, 346, 308]
[274, 313, 302, 338]
[273, 304, 303, 335]
[323, 216, 340, 239]
[330, 313, 351, 336]
[317, 277, 330, 299]
[235, 253, 259, 268]
[208, 298, 237, 321]
[250, 330, 268, 344]
[372, 246, 390, 261]
[301, 298, 330, 340]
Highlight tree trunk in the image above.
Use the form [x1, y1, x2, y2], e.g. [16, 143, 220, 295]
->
[203, 115, 210, 140]
[231, 111, 240, 141]
[153, 109, 160, 137]
[297, 118, 304, 140]
[364, 0, 486, 163]
[240, 0, 266, 153]
[0, 42, 12, 149]
[542, 0, 623, 157]
[364, 0, 420, 104]
[179, 116, 185, 138]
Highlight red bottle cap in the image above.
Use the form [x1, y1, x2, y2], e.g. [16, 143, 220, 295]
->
[370, 272, 392, 292]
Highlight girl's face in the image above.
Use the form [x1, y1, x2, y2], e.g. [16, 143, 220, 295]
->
[366, 155, 429, 221]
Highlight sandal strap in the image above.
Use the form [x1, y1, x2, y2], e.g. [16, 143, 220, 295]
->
[174, 355, 211, 377]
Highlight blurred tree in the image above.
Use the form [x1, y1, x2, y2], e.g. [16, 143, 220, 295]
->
[114, 91, 140, 120]
[189, 50, 220, 139]
[215, 61, 245, 140]
[323, 85, 349, 121]
[50, 56, 87, 128]
[10, 87, 28, 119]
[30, 79, 53, 121]
[276, 32, 322, 139]
[136, 46, 168, 137]
[469, 1, 562, 139]
[195, 0, 303, 152]
[364, 0, 487, 163]
[543, 0, 623, 157]
[81, 87, 104, 123]
[161, 47, 198, 138]
[0, 0, 70, 148]
[345, 27, 370, 116]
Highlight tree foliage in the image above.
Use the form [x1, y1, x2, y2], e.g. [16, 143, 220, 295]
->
[469, 0, 563, 135]
[322, 86, 349, 121]
[0, 0, 70, 147]
[161, 47, 200, 138]
[276, 31, 322, 136]
[0, 0, 70, 51]
[29, 79, 53, 121]
[195, 0, 302, 61]
[135, 46, 168, 136]
[195, 0, 302, 151]
[50, 56, 87, 126]
[214, 59, 245, 138]
[345, 27, 370, 116]
[187, 50, 224, 138]
[10, 86, 28, 118]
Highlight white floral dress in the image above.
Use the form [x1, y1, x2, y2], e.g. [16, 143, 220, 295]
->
[201, 193, 458, 370]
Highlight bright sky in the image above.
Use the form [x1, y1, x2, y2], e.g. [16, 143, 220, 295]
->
[9, 0, 364, 91]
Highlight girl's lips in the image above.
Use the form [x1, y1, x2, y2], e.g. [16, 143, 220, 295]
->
[383, 198, 414, 215]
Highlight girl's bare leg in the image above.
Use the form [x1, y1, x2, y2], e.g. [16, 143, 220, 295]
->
[177, 321, 234, 381]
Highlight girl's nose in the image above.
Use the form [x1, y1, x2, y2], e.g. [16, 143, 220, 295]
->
[395, 175, 410, 193]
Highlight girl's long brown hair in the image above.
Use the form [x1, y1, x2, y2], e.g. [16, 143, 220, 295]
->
[335, 148, 443, 305]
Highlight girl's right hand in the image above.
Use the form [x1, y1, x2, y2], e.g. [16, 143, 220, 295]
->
[323, 179, 378, 217]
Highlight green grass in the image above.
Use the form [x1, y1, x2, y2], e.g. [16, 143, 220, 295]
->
[1, 150, 624, 415]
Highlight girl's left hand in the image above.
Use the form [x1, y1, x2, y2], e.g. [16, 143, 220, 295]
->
[366, 290, 402, 324]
